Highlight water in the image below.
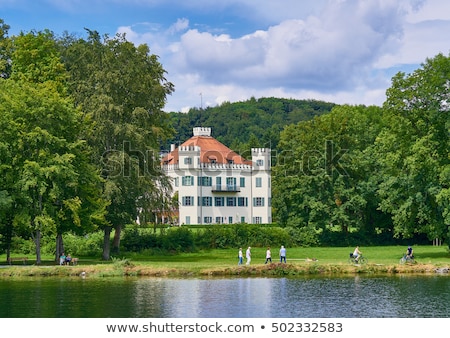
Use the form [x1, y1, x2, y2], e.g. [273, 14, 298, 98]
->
[0, 275, 448, 318]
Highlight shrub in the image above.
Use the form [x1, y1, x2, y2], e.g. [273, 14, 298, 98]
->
[162, 227, 195, 253]
[121, 228, 160, 252]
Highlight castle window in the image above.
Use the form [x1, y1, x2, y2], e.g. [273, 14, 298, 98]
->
[253, 217, 262, 224]
[253, 197, 265, 207]
[182, 176, 194, 186]
[226, 197, 236, 206]
[198, 176, 212, 186]
[238, 197, 248, 206]
[201, 196, 212, 206]
[182, 196, 194, 206]
[215, 197, 225, 206]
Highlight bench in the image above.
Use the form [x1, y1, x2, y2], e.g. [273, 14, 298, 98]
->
[63, 257, 79, 266]
[8, 257, 28, 265]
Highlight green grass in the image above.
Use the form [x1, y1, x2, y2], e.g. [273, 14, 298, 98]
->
[132, 245, 449, 268]
[2, 245, 449, 270]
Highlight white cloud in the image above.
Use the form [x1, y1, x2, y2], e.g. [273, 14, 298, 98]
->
[172, 1, 406, 89]
[168, 18, 189, 35]
[116, 0, 450, 112]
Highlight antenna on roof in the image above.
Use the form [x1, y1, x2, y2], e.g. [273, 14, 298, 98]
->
[199, 92, 203, 109]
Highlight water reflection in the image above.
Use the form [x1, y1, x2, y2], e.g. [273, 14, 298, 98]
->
[129, 275, 449, 318]
[0, 275, 448, 318]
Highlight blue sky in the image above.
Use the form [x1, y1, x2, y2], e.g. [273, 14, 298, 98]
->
[2, 0, 450, 112]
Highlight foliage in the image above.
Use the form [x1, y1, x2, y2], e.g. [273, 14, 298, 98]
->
[121, 227, 160, 252]
[58, 29, 176, 259]
[165, 97, 335, 157]
[193, 223, 294, 249]
[0, 29, 106, 263]
[59, 232, 104, 257]
[272, 105, 390, 243]
[376, 53, 450, 242]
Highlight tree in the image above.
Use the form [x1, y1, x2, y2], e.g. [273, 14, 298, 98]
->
[59, 30, 175, 259]
[0, 19, 11, 79]
[376, 53, 450, 244]
[0, 29, 105, 264]
[272, 104, 387, 245]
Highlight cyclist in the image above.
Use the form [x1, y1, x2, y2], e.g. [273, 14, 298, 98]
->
[406, 246, 414, 260]
[353, 246, 362, 262]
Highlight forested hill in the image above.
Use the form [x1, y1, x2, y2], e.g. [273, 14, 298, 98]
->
[165, 97, 336, 154]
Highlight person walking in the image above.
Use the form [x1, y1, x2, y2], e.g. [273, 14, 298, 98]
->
[280, 245, 286, 263]
[238, 248, 243, 265]
[265, 247, 272, 264]
[246, 247, 251, 265]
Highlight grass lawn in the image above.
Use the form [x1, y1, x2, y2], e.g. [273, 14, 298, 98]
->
[5, 245, 449, 267]
[1, 245, 448, 277]
[125, 245, 449, 268]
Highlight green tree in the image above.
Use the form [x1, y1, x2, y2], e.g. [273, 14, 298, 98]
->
[0, 30, 105, 263]
[59, 30, 175, 259]
[273, 105, 387, 245]
[0, 19, 11, 78]
[376, 53, 450, 244]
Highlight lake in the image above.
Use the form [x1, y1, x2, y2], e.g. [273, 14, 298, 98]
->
[0, 275, 448, 318]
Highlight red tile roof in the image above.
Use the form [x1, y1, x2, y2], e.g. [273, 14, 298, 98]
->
[162, 134, 251, 165]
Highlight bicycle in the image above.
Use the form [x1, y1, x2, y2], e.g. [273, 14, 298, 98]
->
[348, 253, 367, 264]
[399, 254, 415, 264]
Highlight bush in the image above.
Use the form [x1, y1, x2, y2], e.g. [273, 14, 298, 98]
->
[192, 224, 295, 249]
[63, 232, 104, 257]
[162, 227, 195, 253]
[121, 227, 159, 252]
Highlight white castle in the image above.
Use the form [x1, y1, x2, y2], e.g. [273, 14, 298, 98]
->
[161, 127, 272, 225]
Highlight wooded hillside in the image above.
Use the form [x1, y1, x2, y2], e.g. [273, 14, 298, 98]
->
[165, 97, 336, 155]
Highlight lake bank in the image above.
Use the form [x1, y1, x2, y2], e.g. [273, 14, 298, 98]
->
[1, 261, 449, 278]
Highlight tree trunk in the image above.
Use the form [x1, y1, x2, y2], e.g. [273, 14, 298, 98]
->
[5, 213, 13, 264]
[34, 229, 41, 265]
[55, 233, 64, 263]
[102, 226, 111, 260]
[112, 224, 121, 254]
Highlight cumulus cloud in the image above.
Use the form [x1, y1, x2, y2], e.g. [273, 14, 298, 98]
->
[172, 0, 406, 91]
[115, 0, 450, 112]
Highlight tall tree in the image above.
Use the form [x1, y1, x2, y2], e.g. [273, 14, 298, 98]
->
[272, 105, 386, 245]
[376, 53, 450, 244]
[1, 30, 105, 263]
[59, 30, 175, 259]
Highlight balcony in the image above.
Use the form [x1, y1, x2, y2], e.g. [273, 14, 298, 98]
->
[211, 184, 240, 192]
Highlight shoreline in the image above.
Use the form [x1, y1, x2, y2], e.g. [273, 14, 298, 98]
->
[1, 262, 449, 278]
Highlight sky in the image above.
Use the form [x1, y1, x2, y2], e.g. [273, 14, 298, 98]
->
[1, 0, 450, 113]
